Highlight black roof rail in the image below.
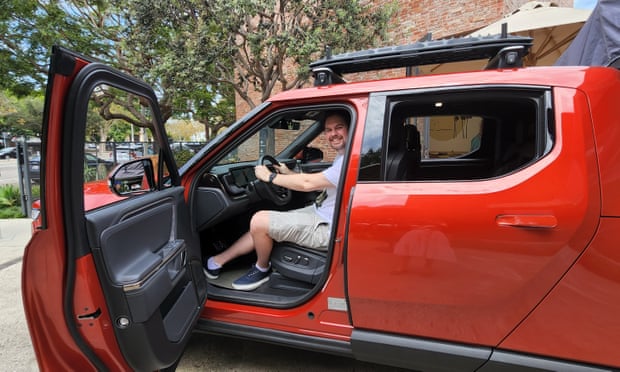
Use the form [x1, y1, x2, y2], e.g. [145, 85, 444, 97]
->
[310, 33, 533, 86]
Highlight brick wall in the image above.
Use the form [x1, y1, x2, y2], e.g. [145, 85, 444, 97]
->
[365, 0, 572, 48]
[236, 0, 574, 117]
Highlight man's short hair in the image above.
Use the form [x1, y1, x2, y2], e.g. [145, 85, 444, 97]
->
[323, 110, 350, 128]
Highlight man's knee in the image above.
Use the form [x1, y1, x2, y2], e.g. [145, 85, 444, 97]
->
[250, 210, 270, 234]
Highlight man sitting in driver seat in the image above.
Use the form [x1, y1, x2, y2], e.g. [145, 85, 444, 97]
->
[204, 110, 350, 291]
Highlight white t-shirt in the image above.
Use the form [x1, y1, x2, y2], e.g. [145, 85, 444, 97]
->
[314, 155, 343, 224]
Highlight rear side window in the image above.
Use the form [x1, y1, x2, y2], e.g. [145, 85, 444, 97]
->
[359, 88, 552, 181]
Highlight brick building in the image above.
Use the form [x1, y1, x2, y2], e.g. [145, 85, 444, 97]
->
[236, 0, 573, 116]
[381, 0, 572, 45]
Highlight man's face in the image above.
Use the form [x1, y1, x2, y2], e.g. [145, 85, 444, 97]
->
[323, 115, 348, 153]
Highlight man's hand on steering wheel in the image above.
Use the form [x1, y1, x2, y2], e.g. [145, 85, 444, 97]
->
[253, 155, 292, 206]
[254, 164, 274, 183]
[274, 162, 294, 175]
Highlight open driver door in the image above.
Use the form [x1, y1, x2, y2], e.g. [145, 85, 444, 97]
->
[22, 46, 207, 371]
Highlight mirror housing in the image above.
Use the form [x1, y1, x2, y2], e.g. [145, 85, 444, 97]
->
[108, 158, 155, 196]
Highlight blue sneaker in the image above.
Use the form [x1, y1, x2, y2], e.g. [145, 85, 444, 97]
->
[203, 258, 221, 280]
[232, 264, 270, 291]
[203, 266, 220, 280]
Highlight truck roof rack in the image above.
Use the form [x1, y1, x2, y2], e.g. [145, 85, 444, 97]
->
[310, 32, 533, 86]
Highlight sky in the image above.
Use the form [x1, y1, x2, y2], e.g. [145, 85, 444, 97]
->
[574, 0, 597, 9]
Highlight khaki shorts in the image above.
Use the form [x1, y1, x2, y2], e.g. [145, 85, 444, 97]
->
[269, 205, 330, 250]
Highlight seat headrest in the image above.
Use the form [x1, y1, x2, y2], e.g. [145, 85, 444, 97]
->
[404, 125, 421, 152]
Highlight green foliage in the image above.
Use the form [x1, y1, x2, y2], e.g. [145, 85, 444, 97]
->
[126, 0, 394, 112]
[0, 184, 25, 218]
[30, 183, 40, 199]
[1, 0, 394, 143]
[107, 121, 132, 142]
[0, 207, 23, 218]
[84, 164, 98, 182]
[172, 148, 194, 168]
[0, 92, 44, 138]
[0, 0, 122, 95]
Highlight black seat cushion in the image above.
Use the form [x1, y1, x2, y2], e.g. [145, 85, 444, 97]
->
[271, 242, 327, 284]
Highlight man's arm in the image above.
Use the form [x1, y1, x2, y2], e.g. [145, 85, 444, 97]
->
[254, 164, 333, 192]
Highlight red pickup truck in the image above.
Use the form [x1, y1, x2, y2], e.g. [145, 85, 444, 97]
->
[23, 33, 620, 372]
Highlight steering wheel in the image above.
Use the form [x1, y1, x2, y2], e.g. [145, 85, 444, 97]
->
[254, 155, 292, 206]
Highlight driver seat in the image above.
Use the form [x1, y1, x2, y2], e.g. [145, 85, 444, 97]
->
[271, 242, 327, 284]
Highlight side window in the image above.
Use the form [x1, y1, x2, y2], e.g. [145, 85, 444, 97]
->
[216, 116, 321, 165]
[83, 85, 163, 209]
[359, 89, 550, 181]
[215, 109, 345, 167]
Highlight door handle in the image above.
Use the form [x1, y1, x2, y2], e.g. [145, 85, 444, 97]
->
[496, 214, 557, 229]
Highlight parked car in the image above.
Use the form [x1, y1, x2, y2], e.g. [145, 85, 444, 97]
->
[24, 34, 620, 372]
[0, 146, 16, 159]
[29, 152, 114, 183]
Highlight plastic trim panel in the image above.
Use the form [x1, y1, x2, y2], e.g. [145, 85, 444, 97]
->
[351, 329, 490, 371]
[479, 350, 615, 372]
[196, 319, 352, 357]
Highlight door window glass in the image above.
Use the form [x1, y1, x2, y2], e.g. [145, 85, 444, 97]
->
[216, 110, 338, 166]
[83, 84, 161, 209]
[359, 89, 550, 181]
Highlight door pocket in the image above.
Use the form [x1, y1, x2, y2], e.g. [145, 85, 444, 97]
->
[124, 241, 187, 323]
[163, 281, 198, 342]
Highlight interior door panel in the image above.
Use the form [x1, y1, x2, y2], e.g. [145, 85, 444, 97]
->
[99, 201, 176, 286]
[85, 187, 206, 370]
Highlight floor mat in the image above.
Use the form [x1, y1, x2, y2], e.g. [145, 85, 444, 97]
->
[207, 267, 250, 289]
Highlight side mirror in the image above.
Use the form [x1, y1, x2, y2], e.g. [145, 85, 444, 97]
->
[108, 158, 155, 196]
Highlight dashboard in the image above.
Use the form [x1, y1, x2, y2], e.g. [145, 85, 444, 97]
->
[193, 159, 328, 230]
[198, 161, 287, 198]
[230, 166, 257, 188]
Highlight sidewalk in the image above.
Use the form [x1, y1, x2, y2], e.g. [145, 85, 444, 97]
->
[0, 218, 39, 371]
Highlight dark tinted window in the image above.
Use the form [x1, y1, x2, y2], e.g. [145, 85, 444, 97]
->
[359, 88, 551, 181]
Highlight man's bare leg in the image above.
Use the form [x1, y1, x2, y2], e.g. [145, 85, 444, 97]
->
[211, 231, 254, 267]
[249, 210, 272, 269]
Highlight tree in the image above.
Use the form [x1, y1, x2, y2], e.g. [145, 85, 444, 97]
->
[0, 92, 44, 138]
[0, 0, 123, 96]
[0, 0, 234, 140]
[127, 0, 395, 110]
[1, 0, 394, 142]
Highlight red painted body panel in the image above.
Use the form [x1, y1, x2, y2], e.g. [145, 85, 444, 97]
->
[500, 218, 620, 367]
[23, 234, 97, 371]
[345, 87, 601, 346]
[583, 68, 620, 216]
[82, 180, 123, 210]
[73, 255, 129, 370]
[22, 61, 100, 370]
[270, 66, 595, 102]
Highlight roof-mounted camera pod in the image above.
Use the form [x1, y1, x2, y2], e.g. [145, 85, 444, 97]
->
[310, 23, 532, 86]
